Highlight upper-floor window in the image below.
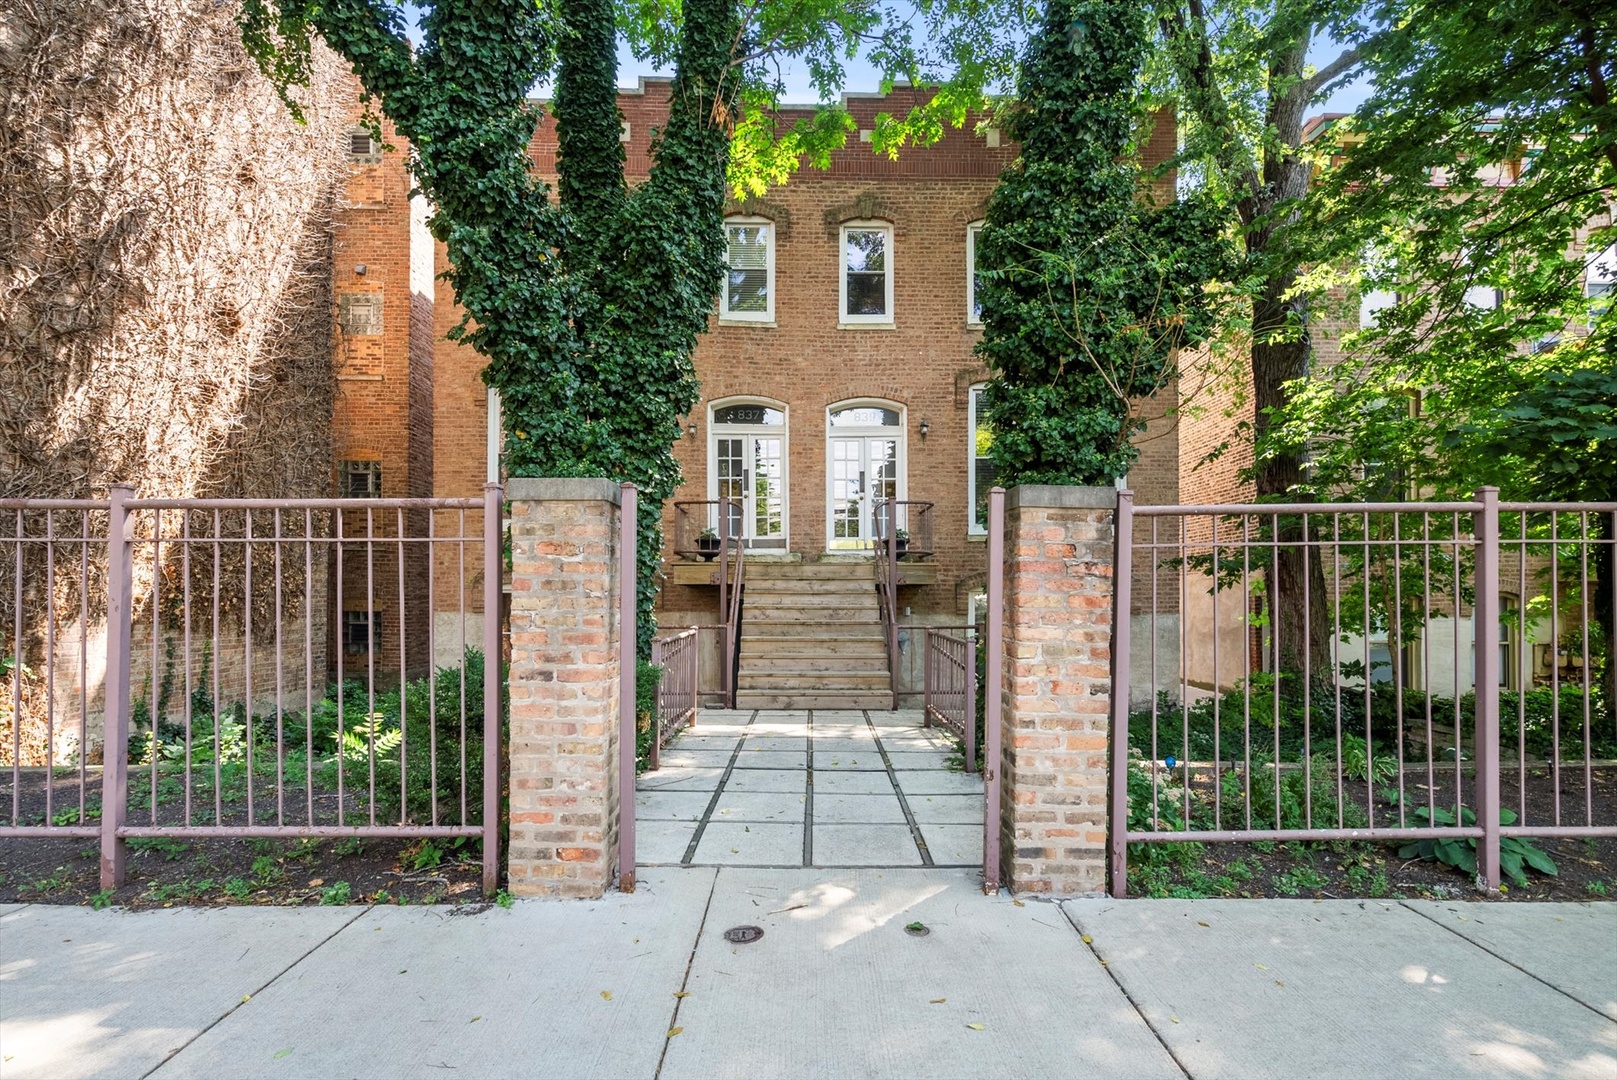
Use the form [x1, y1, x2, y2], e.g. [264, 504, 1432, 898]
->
[966, 222, 985, 326]
[841, 222, 893, 323]
[720, 219, 773, 322]
[968, 385, 997, 535]
[1586, 243, 1616, 327]
[1359, 288, 1396, 328]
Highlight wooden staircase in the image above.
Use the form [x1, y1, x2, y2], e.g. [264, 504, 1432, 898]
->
[735, 561, 892, 710]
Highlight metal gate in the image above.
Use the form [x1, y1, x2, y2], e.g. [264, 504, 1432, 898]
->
[1107, 490, 1616, 897]
[1, 487, 506, 893]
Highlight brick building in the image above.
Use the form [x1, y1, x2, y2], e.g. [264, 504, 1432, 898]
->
[328, 79, 1185, 700]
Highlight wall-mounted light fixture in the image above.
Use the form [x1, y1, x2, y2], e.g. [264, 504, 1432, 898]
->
[688, 421, 698, 440]
[353, 263, 367, 276]
[918, 418, 931, 440]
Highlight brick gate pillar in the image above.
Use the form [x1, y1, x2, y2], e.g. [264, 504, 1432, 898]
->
[1001, 486, 1117, 896]
[505, 479, 625, 898]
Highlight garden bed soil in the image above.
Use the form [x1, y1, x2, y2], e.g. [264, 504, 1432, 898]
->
[1, 766, 491, 908]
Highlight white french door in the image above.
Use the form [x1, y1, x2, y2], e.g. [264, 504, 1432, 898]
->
[710, 429, 787, 549]
[828, 436, 900, 549]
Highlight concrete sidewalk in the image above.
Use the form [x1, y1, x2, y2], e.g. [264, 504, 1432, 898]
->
[1, 874, 1613, 1080]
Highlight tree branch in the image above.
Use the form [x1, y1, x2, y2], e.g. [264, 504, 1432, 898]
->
[1300, 45, 1362, 102]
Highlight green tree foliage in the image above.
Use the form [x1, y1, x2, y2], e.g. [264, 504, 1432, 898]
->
[975, 0, 1227, 486]
[1272, 0, 1616, 700]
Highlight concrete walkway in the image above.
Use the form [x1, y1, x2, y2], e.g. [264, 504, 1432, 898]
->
[635, 709, 982, 869]
[2, 875, 1613, 1079]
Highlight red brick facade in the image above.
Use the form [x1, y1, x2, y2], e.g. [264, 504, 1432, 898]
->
[332, 81, 1184, 634]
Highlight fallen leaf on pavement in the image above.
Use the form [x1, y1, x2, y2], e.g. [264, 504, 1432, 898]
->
[600, 991, 612, 1001]
[966, 1023, 985, 1031]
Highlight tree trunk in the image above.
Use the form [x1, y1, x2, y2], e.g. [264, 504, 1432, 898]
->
[1243, 40, 1332, 682]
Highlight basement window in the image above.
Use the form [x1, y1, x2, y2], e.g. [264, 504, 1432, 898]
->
[345, 128, 382, 164]
[342, 611, 376, 656]
[338, 292, 383, 336]
[339, 460, 382, 498]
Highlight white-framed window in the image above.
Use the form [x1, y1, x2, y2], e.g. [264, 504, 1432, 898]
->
[968, 384, 997, 535]
[719, 218, 774, 322]
[1461, 247, 1500, 309]
[1359, 288, 1396, 328]
[966, 221, 985, 326]
[840, 221, 894, 324]
[1586, 242, 1616, 327]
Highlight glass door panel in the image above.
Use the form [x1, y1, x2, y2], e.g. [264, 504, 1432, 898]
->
[750, 436, 785, 548]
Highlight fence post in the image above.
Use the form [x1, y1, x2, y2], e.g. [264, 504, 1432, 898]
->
[1473, 486, 1501, 891]
[964, 630, 977, 776]
[921, 629, 931, 728]
[982, 486, 1005, 894]
[482, 482, 503, 896]
[618, 484, 638, 893]
[100, 483, 134, 891]
[690, 626, 700, 727]
[1108, 490, 1135, 899]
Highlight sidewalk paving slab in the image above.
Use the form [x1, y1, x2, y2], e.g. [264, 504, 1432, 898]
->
[0, 905, 360, 1080]
[1064, 898, 1617, 1080]
[1400, 899, 1617, 1020]
[658, 867, 1178, 1080]
[149, 867, 719, 1080]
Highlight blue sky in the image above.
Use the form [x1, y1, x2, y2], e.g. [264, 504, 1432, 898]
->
[402, 7, 1372, 118]
[609, 34, 1371, 114]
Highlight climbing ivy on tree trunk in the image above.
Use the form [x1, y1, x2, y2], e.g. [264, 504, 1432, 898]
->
[975, 0, 1227, 486]
[241, 0, 1016, 656]
[241, 0, 736, 655]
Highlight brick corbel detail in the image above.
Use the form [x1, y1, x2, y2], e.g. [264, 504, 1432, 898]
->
[1001, 485, 1117, 897]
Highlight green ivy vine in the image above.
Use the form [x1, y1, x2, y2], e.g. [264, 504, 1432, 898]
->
[974, 0, 1229, 487]
[240, 0, 739, 655]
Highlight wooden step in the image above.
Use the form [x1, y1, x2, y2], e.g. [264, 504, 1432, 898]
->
[743, 595, 880, 612]
[741, 620, 885, 638]
[747, 578, 879, 594]
[739, 672, 891, 691]
[743, 563, 875, 581]
[740, 656, 891, 674]
[734, 690, 894, 710]
[741, 642, 888, 661]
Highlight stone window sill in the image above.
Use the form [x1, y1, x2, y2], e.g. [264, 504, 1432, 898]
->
[718, 317, 777, 328]
[838, 321, 897, 331]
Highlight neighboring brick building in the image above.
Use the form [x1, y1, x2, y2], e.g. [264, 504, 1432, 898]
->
[329, 80, 1186, 681]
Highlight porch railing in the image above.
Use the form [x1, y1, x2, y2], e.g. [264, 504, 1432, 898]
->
[1108, 489, 1617, 897]
[1, 487, 506, 894]
[671, 498, 745, 707]
[872, 500, 935, 709]
[923, 628, 977, 773]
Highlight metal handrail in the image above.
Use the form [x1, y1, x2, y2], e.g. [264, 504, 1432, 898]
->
[922, 628, 976, 773]
[713, 497, 745, 709]
[872, 501, 900, 709]
[647, 627, 699, 771]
